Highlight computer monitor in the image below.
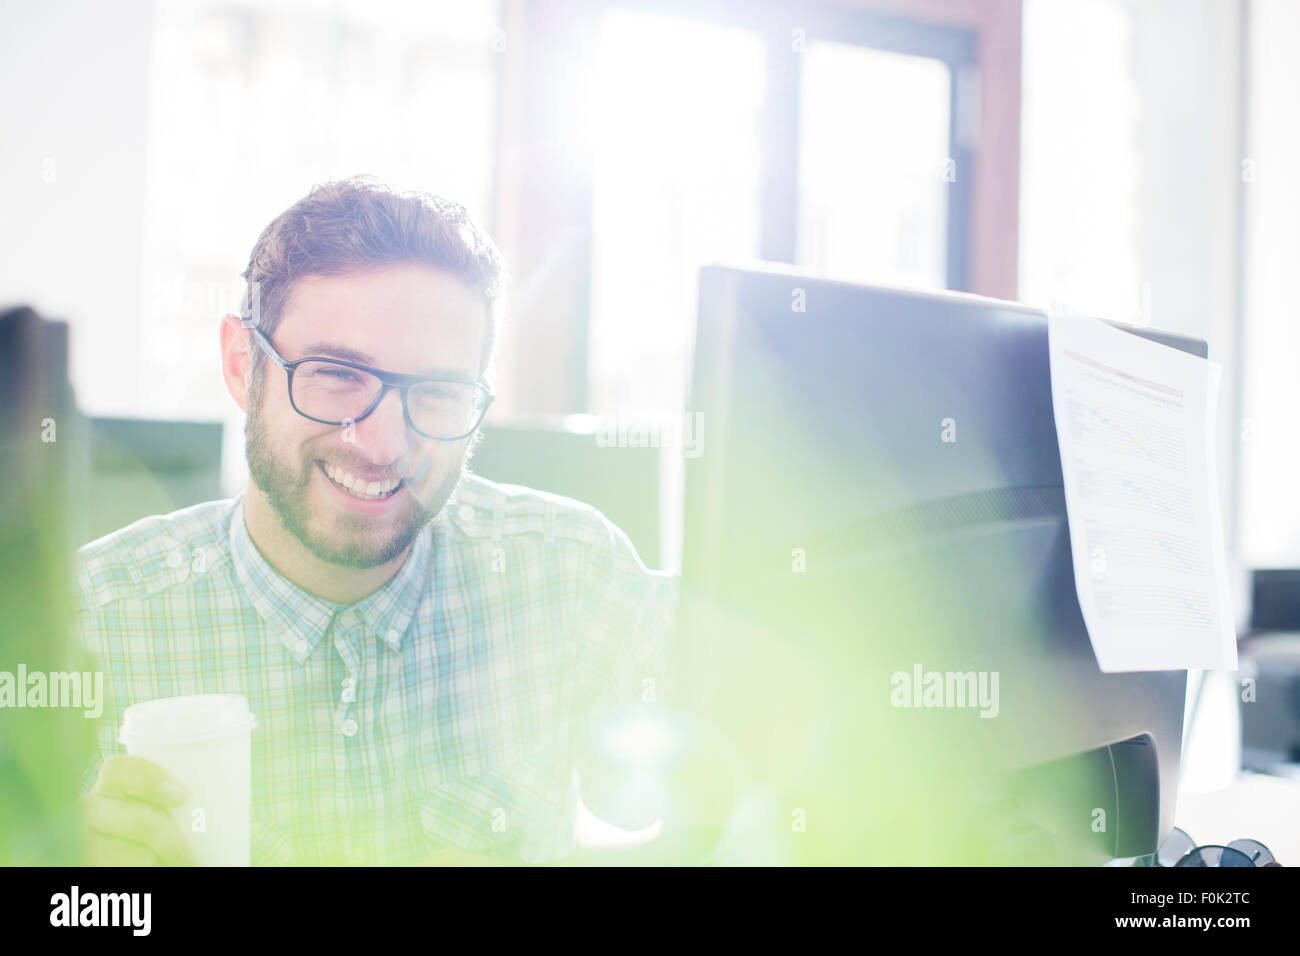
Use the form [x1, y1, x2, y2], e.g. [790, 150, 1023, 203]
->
[0, 305, 89, 864]
[672, 264, 1198, 865]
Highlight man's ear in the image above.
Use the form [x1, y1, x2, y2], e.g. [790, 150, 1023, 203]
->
[220, 313, 253, 413]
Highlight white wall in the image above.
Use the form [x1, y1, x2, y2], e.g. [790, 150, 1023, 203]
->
[1239, 0, 1300, 567]
[0, 0, 154, 415]
[1021, 0, 1245, 610]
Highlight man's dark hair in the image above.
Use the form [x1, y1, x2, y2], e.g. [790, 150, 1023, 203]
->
[239, 175, 507, 384]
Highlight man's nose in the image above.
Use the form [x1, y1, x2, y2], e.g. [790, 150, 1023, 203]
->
[349, 388, 409, 464]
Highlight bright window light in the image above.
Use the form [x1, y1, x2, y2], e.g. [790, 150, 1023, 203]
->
[1019, 0, 1142, 321]
[585, 9, 765, 416]
[797, 40, 951, 290]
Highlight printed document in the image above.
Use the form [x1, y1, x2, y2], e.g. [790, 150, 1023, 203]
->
[1048, 314, 1237, 673]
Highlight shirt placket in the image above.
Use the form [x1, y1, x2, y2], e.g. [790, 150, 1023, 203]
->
[329, 608, 365, 864]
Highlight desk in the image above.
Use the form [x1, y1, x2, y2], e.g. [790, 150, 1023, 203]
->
[1176, 771, 1300, 863]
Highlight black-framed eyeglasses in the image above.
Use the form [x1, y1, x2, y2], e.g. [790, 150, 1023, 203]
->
[249, 328, 494, 441]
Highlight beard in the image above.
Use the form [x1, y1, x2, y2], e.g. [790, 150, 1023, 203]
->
[244, 383, 469, 569]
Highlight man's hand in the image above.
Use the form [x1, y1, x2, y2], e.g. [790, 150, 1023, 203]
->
[82, 755, 198, 866]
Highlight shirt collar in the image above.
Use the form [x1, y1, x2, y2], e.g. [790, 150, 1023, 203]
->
[350, 516, 432, 652]
[229, 498, 433, 662]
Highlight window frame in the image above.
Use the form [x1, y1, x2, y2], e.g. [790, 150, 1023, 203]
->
[500, 0, 1021, 413]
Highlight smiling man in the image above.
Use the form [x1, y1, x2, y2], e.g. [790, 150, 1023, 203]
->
[238, 260, 488, 600]
[76, 176, 673, 865]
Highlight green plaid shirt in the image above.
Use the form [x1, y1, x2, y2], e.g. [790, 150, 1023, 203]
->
[76, 475, 674, 865]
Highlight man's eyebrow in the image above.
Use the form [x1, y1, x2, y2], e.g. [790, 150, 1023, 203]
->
[299, 341, 473, 380]
[301, 341, 376, 365]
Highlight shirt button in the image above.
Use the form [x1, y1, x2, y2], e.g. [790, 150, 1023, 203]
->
[166, 549, 186, 569]
[341, 718, 358, 737]
[341, 677, 356, 690]
[385, 628, 400, 644]
[458, 505, 474, 521]
[341, 689, 355, 703]
[293, 638, 309, 655]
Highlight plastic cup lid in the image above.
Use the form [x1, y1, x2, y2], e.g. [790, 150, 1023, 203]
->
[119, 694, 257, 744]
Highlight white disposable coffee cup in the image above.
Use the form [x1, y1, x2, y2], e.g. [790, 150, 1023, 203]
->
[118, 694, 257, 867]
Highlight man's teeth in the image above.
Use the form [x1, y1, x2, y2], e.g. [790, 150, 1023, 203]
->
[323, 463, 401, 499]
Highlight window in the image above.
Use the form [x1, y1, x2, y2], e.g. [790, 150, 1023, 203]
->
[583, 5, 979, 417]
[797, 40, 952, 290]
[1018, 0, 1143, 323]
[585, 8, 765, 416]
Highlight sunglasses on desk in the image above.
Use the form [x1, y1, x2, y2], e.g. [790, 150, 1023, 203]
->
[1148, 827, 1281, 867]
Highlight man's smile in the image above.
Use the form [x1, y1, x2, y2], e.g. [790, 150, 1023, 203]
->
[317, 460, 408, 511]
[319, 460, 404, 499]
